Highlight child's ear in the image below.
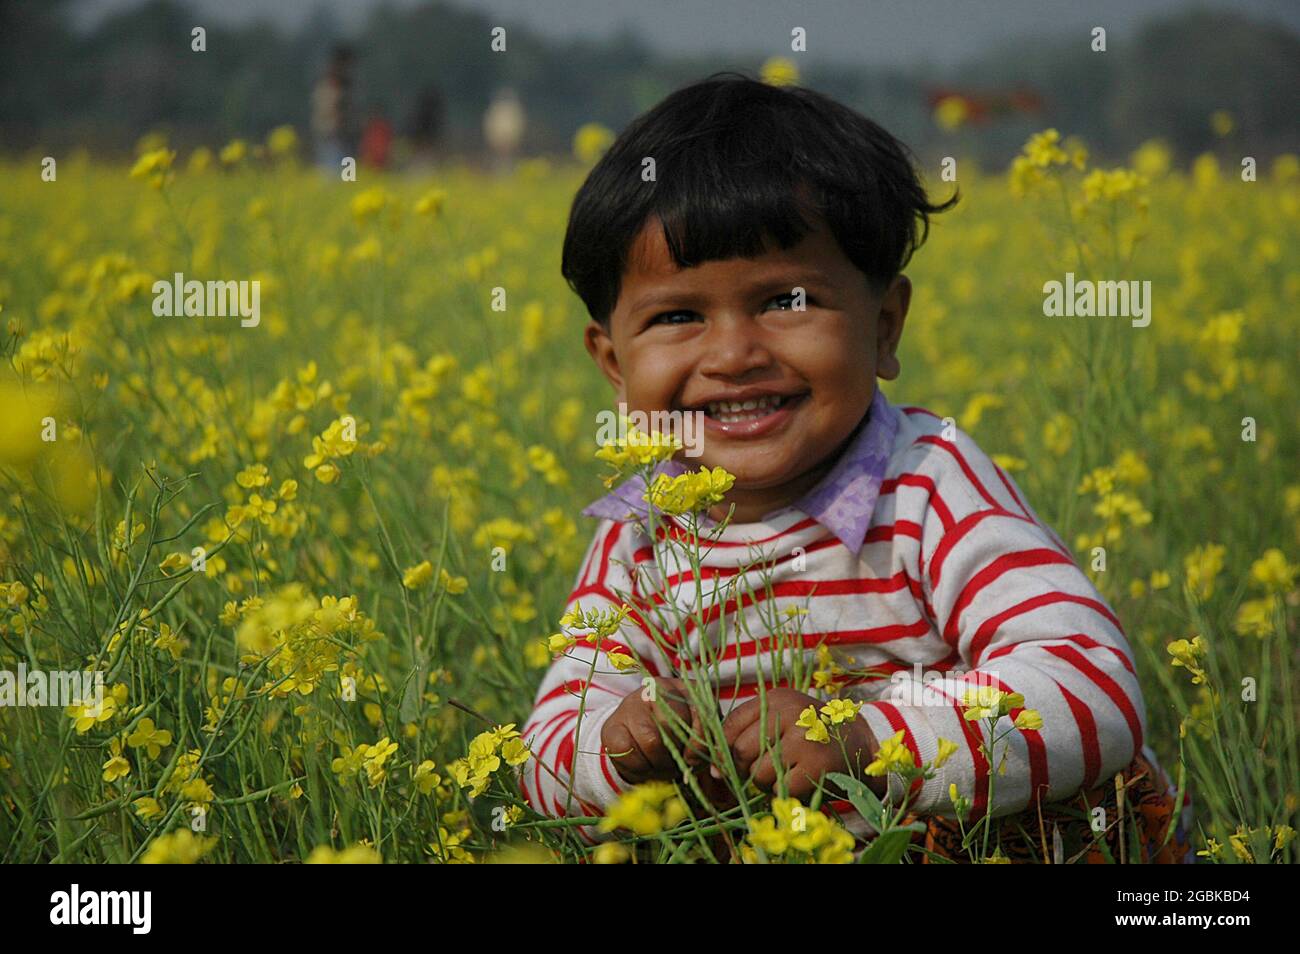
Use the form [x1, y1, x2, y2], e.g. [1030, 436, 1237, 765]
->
[874, 274, 911, 381]
[584, 320, 627, 401]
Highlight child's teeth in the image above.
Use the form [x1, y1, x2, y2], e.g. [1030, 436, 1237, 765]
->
[705, 395, 787, 421]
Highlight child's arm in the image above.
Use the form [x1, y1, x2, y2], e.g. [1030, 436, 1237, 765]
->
[858, 427, 1145, 821]
[519, 519, 675, 836]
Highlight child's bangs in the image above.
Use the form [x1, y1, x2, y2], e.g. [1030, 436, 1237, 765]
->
[652, 160, 824, 269]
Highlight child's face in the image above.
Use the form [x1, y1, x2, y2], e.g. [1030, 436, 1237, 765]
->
[585, 215, 911, 520]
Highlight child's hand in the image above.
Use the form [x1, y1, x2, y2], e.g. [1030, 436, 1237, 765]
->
[722, 688, 883, 800]
[601, 677, 706, 786]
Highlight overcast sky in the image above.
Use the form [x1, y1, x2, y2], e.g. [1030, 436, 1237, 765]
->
[71, 0, 1300, 67]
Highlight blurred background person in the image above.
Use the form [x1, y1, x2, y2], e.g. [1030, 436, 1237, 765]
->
[311, 45, 358, 170]
[482, 86, 525, 174]
[407, 85, 446, 172]
[360, 103, 394, 169]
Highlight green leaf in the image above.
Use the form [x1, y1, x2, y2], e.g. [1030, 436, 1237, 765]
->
[827, 771, 886, 827]
[858, 827, 914, 864]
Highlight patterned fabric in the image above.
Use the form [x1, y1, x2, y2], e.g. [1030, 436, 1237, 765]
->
[904, 750, 1196, 863]
[583, 388, 898, 555]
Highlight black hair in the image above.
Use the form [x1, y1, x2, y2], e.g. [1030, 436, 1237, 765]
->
[561, 72, 957, 325]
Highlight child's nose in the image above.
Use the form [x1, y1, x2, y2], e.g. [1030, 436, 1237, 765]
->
[697, 314, 775, 378]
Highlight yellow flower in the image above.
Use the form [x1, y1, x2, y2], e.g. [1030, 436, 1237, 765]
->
[760, 56, 800, 87]
[819, 698, 861, 725]
[1167, 635, 1209, 685]
[606, 651, 637, 672]
[746, 815, 791, 855]
[933, 737, 960, 769]
[1249, 548, 1295, 593]
[501, 737, 530, 767]
[796, 705, 830, 744]
[1233, 596, 1278, 639]
[180, 777, 214, 805]
[1082, 168, 1145, 204]
[306, 843, 383, 864]
[412, 759, 442, 795]
[865, 729, 914, 776]
[362, 737, 399, 787]
[572, 122, 615, 164]
[402, 560, 434, 590]
[219, 139, 248, 165]
[1184, 543, 1226, 601]
[595, 419, 682, 487]
[266, 125, 298, 157]
[66, 692, 116, 733]
[141, 830, 216, 864]
[933, 95, 969, 132]
[600, 781, 684, 835]
[548, 632, 576, 654]
[414, 189, 447, 217]
[592, 842, 631, 864]
[439, 569, 468, 593]
[351, 186, 390, 222]
[1013, 709, 1044, 731]
[1023, 129, 1068, 168]
[157, 551, 189, 575]
[643, 466, 735, 515]
[129, 148, 175, 189]
[1275, 825, 1296, 853]
[126, 717, 173, 759]
[132, 797, 163, 820]
[102, 738, 130, 783]
[961, 686, 1024, 721]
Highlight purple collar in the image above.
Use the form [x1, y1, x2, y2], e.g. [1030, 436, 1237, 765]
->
[581, 388, 899, 556]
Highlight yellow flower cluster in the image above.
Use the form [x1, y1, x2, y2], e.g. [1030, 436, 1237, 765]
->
[140, 829, 216, 864]
[745, 797, 855, 864]
[448, 723, 529, 797]
[332, 736, 399, 788]
[643, 466, 735, 516]
[599, 780, 686, 836]
[1167, 634, 1209, 685]
[795, 698, 862, 744]
[1009, 128, 1087, 195]
[230, 585, 382, 696]
[303, 416, 384, 484]
[306, 843, 382, 864]
[1183, 543, 1226, 602]
[594, 418, 681, 488]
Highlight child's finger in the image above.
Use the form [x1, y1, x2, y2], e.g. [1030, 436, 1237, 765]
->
[728, 719, 767, 777]
[751, 753, 817, 801]
[651, 678, 692, 723]
[683, 701, 709, 765]
[603, 718, 655, 780]
[749, 751, 779, 792]
[721, 698, 760, 748]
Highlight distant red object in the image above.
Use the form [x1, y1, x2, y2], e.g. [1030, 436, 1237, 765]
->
[360, 117, 394, 168]
[926, 86, 1044, 125]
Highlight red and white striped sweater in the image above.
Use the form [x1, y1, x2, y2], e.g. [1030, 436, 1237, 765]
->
[520, 393, 1155, 839]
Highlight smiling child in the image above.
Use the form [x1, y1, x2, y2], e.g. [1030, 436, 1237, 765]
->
[521, 73, 1193, 862]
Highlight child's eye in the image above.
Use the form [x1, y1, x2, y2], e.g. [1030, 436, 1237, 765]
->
[649, 310, 699, 326]
[766, 293, 808, 311]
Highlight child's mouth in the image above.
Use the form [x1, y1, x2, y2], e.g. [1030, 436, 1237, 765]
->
[693, 392, 807, 438]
